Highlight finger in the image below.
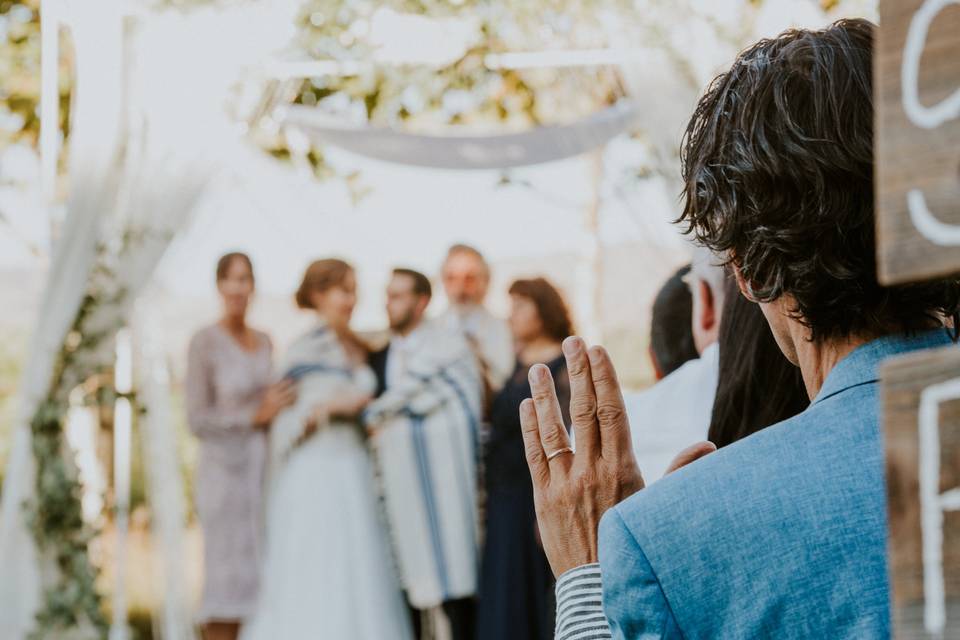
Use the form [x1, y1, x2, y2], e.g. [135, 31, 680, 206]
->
[587, 346, 631, 461]
[664, 441, 716, 476]
[520, 398, 549, 487]
[562, 336, 599, 459]
[528, 364, 572, 474]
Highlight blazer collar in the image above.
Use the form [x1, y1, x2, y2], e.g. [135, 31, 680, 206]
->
[811, 329, 955, 406]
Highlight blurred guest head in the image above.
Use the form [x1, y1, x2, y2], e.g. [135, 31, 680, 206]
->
[688, 245, 727, 355]
[295, 258, 356, 330]
[387, 268, 432, 335]
[216, 252, 255, 320]
[442, 244, 491, 307]
[678, 18, 959, 368]
[708, 276, 809, 448]
[508, 278, 574, 346]
[649, 264, 698, 379]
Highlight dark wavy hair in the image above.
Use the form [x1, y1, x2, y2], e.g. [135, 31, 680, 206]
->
[709, 277, 809, 448]
[650, 265, 698, 377]
[509, 277, 575, 343]
[678, 18, 960, 342]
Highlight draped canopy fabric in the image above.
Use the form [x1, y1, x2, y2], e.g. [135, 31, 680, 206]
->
[0, 6, 215, 638]
[0, 11, 127, 637]
[281, 99, 640, 169]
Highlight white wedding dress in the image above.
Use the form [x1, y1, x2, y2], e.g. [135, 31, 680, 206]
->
[241, 325, 412, 639]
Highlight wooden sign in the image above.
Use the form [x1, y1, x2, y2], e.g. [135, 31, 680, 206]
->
[875, 0, 960, 284]
[884, 345, 960, 638]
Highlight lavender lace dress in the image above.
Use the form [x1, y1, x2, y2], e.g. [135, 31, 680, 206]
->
[186, 324, 273, 623]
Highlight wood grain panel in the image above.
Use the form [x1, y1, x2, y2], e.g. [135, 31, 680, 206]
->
[876, 0, 960, 284]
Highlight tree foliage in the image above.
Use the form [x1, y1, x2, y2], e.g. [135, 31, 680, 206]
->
[0, 0, 71, 151]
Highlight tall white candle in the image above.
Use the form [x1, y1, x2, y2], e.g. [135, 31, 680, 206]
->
[111, 328, 132, 640]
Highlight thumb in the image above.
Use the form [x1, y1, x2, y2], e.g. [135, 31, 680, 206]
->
[663, 441, 717, 477]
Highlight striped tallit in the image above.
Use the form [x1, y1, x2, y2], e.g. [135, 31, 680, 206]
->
[364, 324, 483, 609]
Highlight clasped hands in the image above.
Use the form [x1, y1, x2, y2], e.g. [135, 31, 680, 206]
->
[521, 336, 716, 577]
[304, 392, 372, 438]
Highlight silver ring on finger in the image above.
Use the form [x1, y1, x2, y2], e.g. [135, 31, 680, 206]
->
[546, 446, 573, 462]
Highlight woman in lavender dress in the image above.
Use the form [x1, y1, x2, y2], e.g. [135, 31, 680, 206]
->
[186, 253, 296, 640]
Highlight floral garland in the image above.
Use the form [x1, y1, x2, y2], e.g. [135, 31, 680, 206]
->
[24, 230, 157, 639]
[26, 297, 113, 639]
[253, 0, 628, 185]
[291, 0, 626, 125]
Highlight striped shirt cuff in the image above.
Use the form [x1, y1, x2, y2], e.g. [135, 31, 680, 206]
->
[555, 563, 612, 640]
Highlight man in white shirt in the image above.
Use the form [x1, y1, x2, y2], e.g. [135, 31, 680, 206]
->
[624, 245, 726, 479]
[437, 244, 514, 394]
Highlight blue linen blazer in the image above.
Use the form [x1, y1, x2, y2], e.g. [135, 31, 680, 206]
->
[599, 330, 955, 639]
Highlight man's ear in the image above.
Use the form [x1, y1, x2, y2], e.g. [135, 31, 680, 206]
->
[698, 280, 717, 334]
[416, 295, 431, 318]
[731, 264, 755, 302]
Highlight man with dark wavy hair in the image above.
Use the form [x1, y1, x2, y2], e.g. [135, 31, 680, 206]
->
[520, 18, 960, 639]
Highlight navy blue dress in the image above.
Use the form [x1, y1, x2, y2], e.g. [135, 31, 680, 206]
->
[478, 355, 570, 640]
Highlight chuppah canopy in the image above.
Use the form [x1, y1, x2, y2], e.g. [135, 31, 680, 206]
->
[280, 98, 640, 170]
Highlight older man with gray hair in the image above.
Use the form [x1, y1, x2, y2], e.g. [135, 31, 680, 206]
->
[438, 244, 515, 394]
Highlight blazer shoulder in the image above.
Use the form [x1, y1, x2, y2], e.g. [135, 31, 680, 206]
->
[608, 385, 887, 636]
[614, 384, 883, 568]
[615, 401, 848, 527]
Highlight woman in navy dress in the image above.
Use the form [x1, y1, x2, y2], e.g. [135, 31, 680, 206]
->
[478, 278, 574, 640]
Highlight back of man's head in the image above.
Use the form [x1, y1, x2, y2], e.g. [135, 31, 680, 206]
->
[650, 264, 699, 379]
[678, 18, 959, 343]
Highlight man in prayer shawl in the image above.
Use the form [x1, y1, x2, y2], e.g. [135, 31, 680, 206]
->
[436, 244, 514, 395]
[366, 268, 483, 640]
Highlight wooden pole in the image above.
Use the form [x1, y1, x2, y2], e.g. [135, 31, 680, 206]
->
[40, 0, 61, 240]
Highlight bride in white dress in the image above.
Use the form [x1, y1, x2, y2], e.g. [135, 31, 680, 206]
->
[242, 259, 411, 640]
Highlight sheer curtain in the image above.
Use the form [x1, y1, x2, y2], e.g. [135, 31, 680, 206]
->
[0, 4, 214, 637]
[0, 8, 126, 637]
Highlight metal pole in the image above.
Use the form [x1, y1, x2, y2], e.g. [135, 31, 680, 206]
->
[40, 0, 61, 239]
[110, 328, 133, 640]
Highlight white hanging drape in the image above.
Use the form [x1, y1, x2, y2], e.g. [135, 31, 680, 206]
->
[0, 8, 127, 637]
[281, 99, 640, 169]
[134, 306, 195, 640]
[0, 4, 214, 638]
[115, 27, 215, 636]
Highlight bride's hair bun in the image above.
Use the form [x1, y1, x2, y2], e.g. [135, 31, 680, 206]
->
[295, 258, 353, 310]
